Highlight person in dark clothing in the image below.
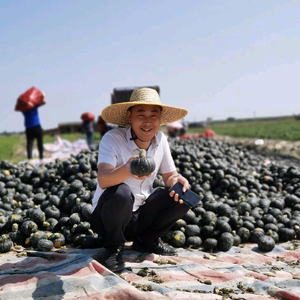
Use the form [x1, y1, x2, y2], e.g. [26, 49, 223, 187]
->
[90, 88, 190, 273]
[21, 97, 46, 162]
[97, 116, 109, 138]
[82, 120, 94, 148]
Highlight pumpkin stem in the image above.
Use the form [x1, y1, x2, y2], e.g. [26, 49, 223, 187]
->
[139, 149, 147, 158]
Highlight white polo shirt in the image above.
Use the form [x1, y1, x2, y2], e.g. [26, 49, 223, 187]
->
[91, 127, 176, 212]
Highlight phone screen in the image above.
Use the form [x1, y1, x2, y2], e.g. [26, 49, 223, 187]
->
[169, 182, 202, 208]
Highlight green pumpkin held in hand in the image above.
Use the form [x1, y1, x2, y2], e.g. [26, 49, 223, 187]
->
[130, 149, 156, 177]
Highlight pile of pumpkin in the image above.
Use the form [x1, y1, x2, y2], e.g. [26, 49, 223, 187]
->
[1, 138, 300, 254]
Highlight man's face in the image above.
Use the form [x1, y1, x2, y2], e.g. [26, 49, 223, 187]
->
[127, 104, 161, 143]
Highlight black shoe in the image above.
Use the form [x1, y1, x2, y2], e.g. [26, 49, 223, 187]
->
[132, 238, 177, 256]
[102, 245, 125, 272]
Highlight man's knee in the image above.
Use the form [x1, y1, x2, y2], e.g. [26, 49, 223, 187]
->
[104, 183, 134, 209]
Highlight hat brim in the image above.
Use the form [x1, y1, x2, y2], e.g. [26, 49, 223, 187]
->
[101, 102, 188, 126]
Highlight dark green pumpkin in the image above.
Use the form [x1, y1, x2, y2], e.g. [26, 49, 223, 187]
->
[278, 227, 295, 242]
[49, 232, 65, 248]
[202, 238, 218, 252]
[9, 229, 25, 245]
[0, 234, 13, 253]
[216, 219, 232, 233]
[201, 211, 217, 226]
[62, 226, 73, 244]
[169, 230, 186, 248]
[30, 231, 49, 248]
[265, 230, 279, 243]
[182, 209, 197, 224]
[249, 228, 265, 243]
[87, 179, 97, 191]
[80, 235, 102, 248]
[37, 239, 54, 252]
[43, 218, 59, 231]
[48, 195, 61, 207]
[81, 203, 93, 221]
[186, 236, 202, 249]
[21, 220, 38, 236]
[171, 219, 187, 232]
[75, 221, 91, 234]
[31, 208, 46, 224]
[130, 149, 156, 177]
[218, 232, 234, 252]
[0, 215, 8, 231]
[232, 231, 241, 246]
[63, 193, 80, 212]
[69, 179, 84, 192]
[237, 227, 250, 243]
[184, 224, 200, 237]
[44, 205, 61, 219]
[55, 216, 70, 231]
[257, 235, 275, 252]
[72, 233, 86, 247]
[264, 223, 278, 232]
[200, 225, 215, 239]
[69, 212, 82, 225]
[33, 193, 47, 204]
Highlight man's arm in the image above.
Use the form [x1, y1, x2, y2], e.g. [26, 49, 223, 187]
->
[97, 159, 152, 189]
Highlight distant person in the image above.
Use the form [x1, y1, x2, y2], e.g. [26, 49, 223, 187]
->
[97, 116, 109, 138]
[19, 97, 46, 163]
[180, 119, 188, 135]
[82, 119, 94, 149]
[166, 121, 183, 138]
[204, 128, 215, 138]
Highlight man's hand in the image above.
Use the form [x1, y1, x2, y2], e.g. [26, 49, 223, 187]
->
[125, 156, 153, 180]
[168, 174, 189, 204]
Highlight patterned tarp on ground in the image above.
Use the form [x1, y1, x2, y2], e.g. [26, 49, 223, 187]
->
[24, 137, 90, 166]
[0, 242, 300, 300]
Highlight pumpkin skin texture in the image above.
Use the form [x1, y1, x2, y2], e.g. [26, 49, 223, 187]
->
[130, 149, 156, 177]
[203, 238, 218, 252]
[37, 239, 54, 252]
[184, 224, 201, 237]
[169, 230, 186, 248]
[237, 227, 251, 243]
[0, 235, 13, 253]
[257, 235, 275, 252]
[218, 232, 234, 252]
[49, 233, 66, 248]
[171, 219, 187, 232]
[30, 231, 49, 248]
[21, 220, 38, 236]
[278, 227, 296, 242]
[186, 236, 202, 249]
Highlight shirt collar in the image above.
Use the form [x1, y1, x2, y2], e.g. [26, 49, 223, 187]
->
[126, 126, 158, 151]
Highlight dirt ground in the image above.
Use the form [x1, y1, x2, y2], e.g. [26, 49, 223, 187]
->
[215, 135, 300, 169]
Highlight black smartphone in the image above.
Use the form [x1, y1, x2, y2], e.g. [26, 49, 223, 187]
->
[169, 182, 202, 208]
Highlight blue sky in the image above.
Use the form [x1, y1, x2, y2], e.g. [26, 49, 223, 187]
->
[1, 0, 300, 133]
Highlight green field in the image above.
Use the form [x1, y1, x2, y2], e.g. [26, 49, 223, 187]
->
[190, 117, 300, 141]
[0, 132, 101, 163]
[1, 117, 299, 163]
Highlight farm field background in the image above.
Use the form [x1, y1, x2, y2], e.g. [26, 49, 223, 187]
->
[189, 116, 300, 141]
[0, 116, 299, 163]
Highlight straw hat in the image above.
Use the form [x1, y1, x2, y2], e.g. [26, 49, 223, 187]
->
[101, 88, 188, 126]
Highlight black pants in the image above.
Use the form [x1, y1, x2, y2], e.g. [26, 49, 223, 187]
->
[91, 183, 190, 248]
[25, 125, 44, 159]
